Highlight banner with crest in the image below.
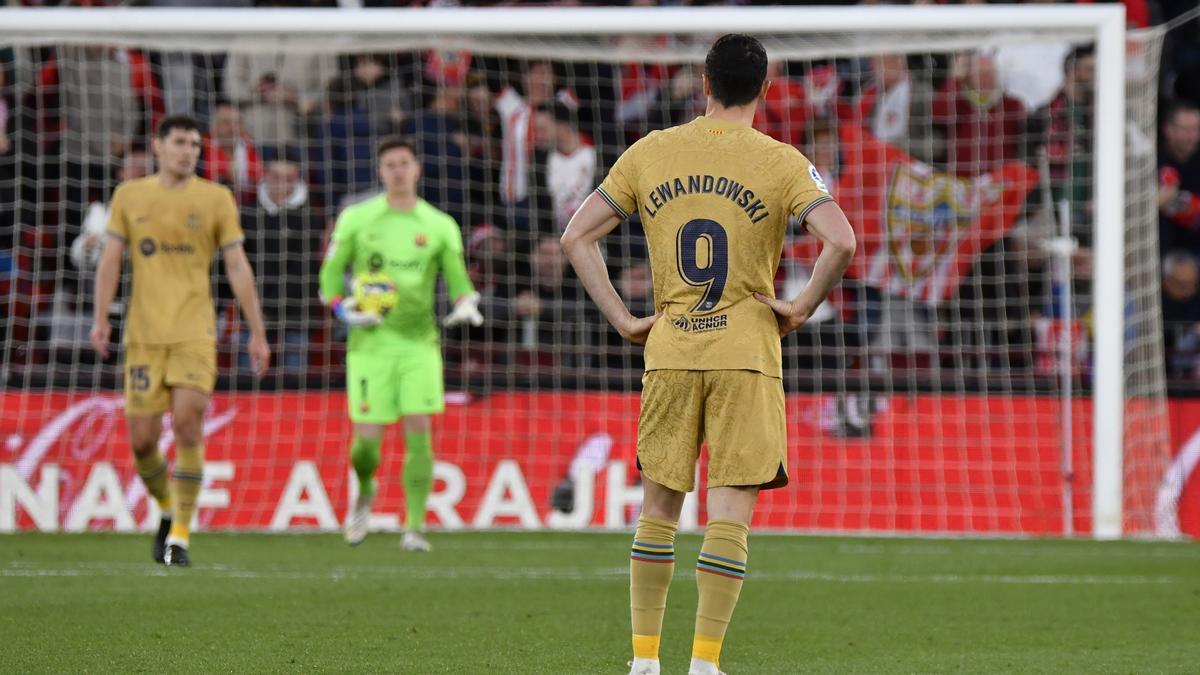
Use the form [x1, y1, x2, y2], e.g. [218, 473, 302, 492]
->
[790, 126, 1037, 306]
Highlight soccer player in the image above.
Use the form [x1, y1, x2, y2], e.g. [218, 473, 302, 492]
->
[319, 137, 482, 552]
[90, 115, 271, 567]
[561, 35, 857, 675]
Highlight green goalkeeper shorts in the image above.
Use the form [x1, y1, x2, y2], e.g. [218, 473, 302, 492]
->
[346, 348, 445, 424]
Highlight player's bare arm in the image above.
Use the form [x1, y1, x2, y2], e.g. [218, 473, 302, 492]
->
[222, 242, 271, 376]
[89, 234, 125, 359]
[561, 192, 661, 345]
[754, 200, 856, 337]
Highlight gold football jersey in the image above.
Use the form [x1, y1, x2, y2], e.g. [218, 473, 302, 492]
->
[106, 175, 244, 345]
[596, 116, 834, 377]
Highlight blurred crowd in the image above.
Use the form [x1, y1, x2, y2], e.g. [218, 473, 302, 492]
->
[0, 0, 1199, 393]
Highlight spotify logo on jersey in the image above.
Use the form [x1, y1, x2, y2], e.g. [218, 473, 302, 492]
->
[139, 238, 157, 257]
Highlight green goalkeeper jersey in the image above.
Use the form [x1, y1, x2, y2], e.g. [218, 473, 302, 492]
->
[319, 195, 475, 354]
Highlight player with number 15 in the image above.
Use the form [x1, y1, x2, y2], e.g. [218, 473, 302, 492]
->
[91, 115, 271, 567]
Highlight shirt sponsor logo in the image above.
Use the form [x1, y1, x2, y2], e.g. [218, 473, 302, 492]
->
[140, 237, 196, 256]
[159, 242, 197, 255]
[673, 314, 728, 333]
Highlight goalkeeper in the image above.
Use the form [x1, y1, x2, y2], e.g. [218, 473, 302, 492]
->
[319, 137, 482, 552]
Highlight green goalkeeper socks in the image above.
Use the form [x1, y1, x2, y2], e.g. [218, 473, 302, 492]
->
[350, 436, 382, 500]
[403, 431, 434, 532]
[349, 431, 432, 528]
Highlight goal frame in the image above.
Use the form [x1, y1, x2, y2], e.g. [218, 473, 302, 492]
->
[0, 4, 1128, 539]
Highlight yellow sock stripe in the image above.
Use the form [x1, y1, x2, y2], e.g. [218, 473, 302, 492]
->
[632, 634, 661, 660]
[167, 520, 191, 542]
[692, 634, 722, 665]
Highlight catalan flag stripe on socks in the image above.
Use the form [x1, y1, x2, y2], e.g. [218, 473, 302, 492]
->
[631, 540, 676, 564]
[697, 551, 747, 580]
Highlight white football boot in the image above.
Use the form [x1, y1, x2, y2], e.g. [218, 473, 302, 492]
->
[627, 657, 660, 675]
[401, 531, 432, 552]
[343, 490, 375, 546]
[687, 658, 726, 675]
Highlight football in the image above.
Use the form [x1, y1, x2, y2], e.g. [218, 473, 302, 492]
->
[353, 270, 399, 317]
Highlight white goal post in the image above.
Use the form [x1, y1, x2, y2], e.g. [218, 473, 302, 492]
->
[0, 5, 1148, 539]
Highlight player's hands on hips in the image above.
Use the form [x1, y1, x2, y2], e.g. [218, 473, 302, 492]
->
[89, 319, 112, 359]
[248, 333, 271, 377]
[443, 291, 485, 328]
[753, 292, 813, 337]
[618, 311, 661, 345]
[332, 297, 383, 328]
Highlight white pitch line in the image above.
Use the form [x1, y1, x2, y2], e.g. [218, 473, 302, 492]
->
[0, 562, 1183, 586]
[826, 541, 1200, 560]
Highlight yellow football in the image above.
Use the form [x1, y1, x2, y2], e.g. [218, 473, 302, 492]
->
[353, 270, 399, 317]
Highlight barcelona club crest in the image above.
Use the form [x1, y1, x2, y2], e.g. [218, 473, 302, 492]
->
[883, 164, 976, 283]
[415, 233, 428, 248]
[186, 214, 201, 230]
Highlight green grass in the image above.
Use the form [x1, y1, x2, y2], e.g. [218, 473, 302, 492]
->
[1, 532, 1198, 674]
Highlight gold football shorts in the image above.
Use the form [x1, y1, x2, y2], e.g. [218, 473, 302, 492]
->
[124, 341, 217, 416]
[637, 369, 788, 493]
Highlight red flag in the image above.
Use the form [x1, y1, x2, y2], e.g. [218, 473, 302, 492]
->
[790, 126, 1038, 306]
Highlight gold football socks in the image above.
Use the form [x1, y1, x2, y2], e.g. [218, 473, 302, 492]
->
[167, 443, 204, 547]
[692, 519, 749, 668]
[133, 448, 171, 514]
[630, 514, 678, 662]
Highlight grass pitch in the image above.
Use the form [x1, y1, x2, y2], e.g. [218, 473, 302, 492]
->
[1, 532, 1197, 673]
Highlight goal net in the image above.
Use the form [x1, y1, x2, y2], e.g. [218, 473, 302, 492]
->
[0, 7, 1179, 537]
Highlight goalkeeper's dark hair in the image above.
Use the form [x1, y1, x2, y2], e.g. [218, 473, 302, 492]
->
[376, 136, 417, 161]
[156, 114, 201, 139]
[705, 33, 768, 107]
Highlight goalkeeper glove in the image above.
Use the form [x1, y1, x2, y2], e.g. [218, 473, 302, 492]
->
[443, 291, 484, 327]
[330, 297, 383, 328]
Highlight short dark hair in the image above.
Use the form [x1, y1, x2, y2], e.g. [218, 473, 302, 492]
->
[1165, 99, 1200, 126]
[156, 114, 201, 139]
[551, 101, 577, 128]
[536, 101, 578, 128]
[705, 33, 768, 107]
[376, 136, 417, 161]
[262, 144, 303, 165]
[1064, 44, 1095, 75]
